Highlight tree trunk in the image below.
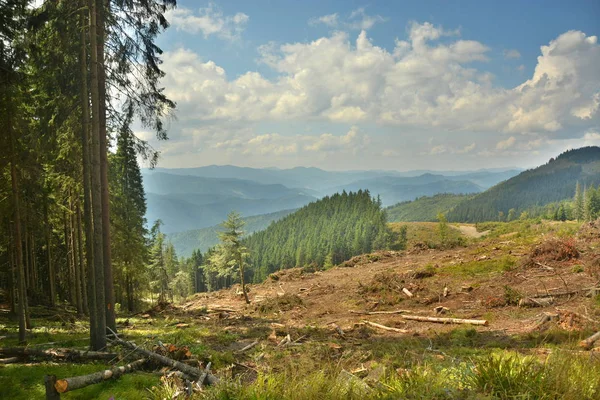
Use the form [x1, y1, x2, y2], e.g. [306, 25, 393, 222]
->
[9, 140, 27, 344]
[238, 256, 250, 304]
[64, 211, 76, 305]
[0, 347, 118, 361]
[80, 2, 97, 347]
[89, 0, 107, 350]
[45, 204, 55, 307]
[54, 359, 147, 394]
[76, 205, 88, 315]
[126, 272, 134, 312]
[96, 0, 116, 333]
[8, 222, 16, 315]
[70, 196, 84, 315]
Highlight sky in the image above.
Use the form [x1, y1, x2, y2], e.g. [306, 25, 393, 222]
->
[133, 0, 600, 171]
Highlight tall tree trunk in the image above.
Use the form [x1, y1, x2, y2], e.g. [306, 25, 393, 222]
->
[71, 196, 84, 315]
[126, 271, 134, 312]
[238, 256, 250, 304]
[80, 3, 96, 346]
[9, 130, 27, 343]
[97, 0, 116, 333]
[8, 222, 16, 315]
[45, 203, 55, 307]
[89, 0, 107, 351]
[64, 211, 76, 305]
[77, 204, 89, 315]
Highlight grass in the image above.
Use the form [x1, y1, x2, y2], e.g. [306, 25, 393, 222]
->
[2, 311, 599, 400]
[441, 256, 516, 278]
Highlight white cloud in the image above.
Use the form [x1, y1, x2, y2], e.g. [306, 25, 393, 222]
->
[210, 126, 370, 157]
[496, 136, 516, 150]
[309, 7, 385, 30]
[160, 24, 600, 146]
[309, 13, 339, 27]
[165, 3, 249, 41]
[504, 49, 521, 59]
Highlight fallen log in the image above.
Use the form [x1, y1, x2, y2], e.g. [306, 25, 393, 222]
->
[363, 320, 409, 333]
[350, 309, 410, 315]
[579, 331, 600, 350]
[107, 328, 218, 385]
[49, 358, 147, 396]
[518, 297, 554, 308]
[0, 357, 18, 364]
[401, 315, 488, 326]
[0, 347, 118, 361]
[402, 288, 414, 298]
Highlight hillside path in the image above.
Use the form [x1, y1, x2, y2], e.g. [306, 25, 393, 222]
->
[454, 225, 489, 238]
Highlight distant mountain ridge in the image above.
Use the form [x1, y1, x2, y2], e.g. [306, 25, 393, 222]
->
[142, 164, 521, 234]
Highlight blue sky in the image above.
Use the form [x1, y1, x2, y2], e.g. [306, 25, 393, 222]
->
[137, 0, 600, 171]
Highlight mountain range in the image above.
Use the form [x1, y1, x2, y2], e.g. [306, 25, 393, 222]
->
[143, 166, 521, 235]
[143, 165, 523, 256]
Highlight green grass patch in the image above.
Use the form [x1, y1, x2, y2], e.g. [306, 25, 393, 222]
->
[442, 256, 516, 277]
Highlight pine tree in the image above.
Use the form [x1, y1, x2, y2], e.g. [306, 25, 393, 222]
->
[574, 181, 584, 221]
[209, 212, 250, 303]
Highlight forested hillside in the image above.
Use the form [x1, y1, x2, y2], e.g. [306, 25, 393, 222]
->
[241, 191, 404, 282]
[387, 193, 473, 222]
[167, 209, 296, 257]
[447, 147, 600, 222]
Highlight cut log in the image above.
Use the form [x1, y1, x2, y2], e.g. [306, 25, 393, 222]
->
[518, 297, 554, 308]
[53, 359, 147, 394]
[579, 331, 600, 350]
[443, 286, 449, 297]
[107, 328, 218, 385]
[350, 309, 410, 315]
[0, 347, 117, 361]
[401, 315, 488, 326]
[402, 288, 414, 298]
[362, 320, 409, 333]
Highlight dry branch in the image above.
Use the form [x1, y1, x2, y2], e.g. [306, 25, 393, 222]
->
[402, 288, 414, 298]
[401, 315, 488, 326]
[0, 347, 117, 361]
[53, 359, 147, 394]
[363, 320, 409, 333]
[237, 341, 259, 353]
[580, 331, 600, 350]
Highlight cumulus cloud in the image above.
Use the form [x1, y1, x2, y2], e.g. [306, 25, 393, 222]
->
[496, 136, 516, 150]
[504, 49, 521, 59]
[210, 126, 370, 157]
[309, 7, 385, 30]
[165, 3, 249, 41]
[160, 23, 600, 146]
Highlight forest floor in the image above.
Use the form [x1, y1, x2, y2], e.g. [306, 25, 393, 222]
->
[1, 220, 600, 399]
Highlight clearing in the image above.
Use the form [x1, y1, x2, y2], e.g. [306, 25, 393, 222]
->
[1, 220, 600, 399]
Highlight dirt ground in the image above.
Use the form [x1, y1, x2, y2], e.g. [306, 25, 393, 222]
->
[176, 221, 600, 340]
